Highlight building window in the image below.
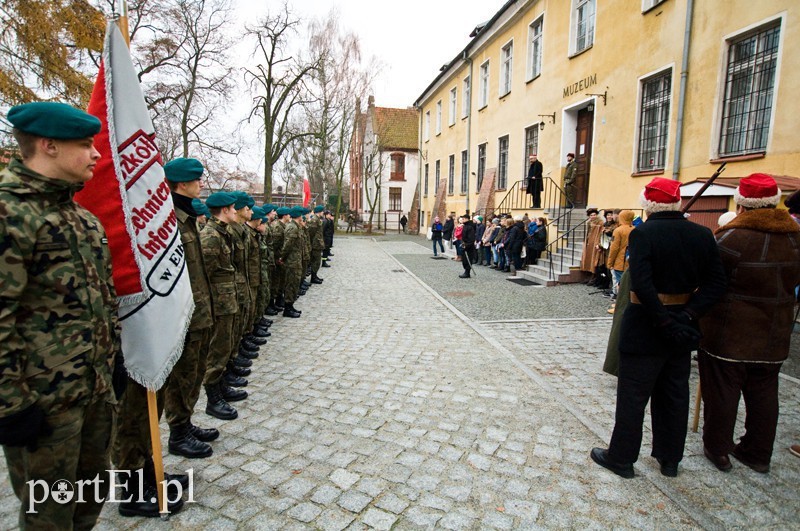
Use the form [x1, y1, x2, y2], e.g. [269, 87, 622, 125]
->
[424, 111, 430, 141]
[460, 150, 468, 194]
[572, 0, 596, 55]
[449, 87, 457, 126]
[477, 143, 486, 191]
[719, 22, 780, 157]
[479, 60, 490, 108]
[448, 154, 455, 195]
[498, 135, 509, 190]
[462, 75, 471, 118]
[435, 159, 441, 193]
[424, 163, 429, 196]
[435, 100, 442, 135]
[389, 188, 402, 211]
[390, 153, 405, 180]
[500, 41, 513, 96]
[527, 16, 543, 80]
[524, 125, 539, 173]
[637, 70, 671, 172]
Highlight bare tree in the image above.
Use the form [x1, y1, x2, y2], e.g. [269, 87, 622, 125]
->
[362, 118, 392, 233]
[243, 2, 320, 201]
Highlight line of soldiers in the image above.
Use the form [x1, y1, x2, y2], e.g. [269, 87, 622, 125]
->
[0, 101, 337, 526]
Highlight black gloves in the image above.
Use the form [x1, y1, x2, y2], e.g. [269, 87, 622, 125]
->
[0, 405, 52, 452]
[660, 311, 702, 350]
[113, 351, 128, 400]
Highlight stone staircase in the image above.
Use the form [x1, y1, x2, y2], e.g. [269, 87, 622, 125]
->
[515, 207, 589, 286]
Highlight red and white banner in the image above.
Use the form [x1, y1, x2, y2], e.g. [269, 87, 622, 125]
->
[303, 178, 311, 207]
[75, 22, 193, 390]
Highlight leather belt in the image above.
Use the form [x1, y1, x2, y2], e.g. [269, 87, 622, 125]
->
[629, 291, 691, 306]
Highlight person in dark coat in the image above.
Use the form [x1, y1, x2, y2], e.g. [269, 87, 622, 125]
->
[506, 217, 526, 272]
[698, 174, 800, 473]
[459, 215, 477, 278]
[322, 210, 335, 266]
[526, 154, 543, 208]
[591, 177, 726, 479]
[474, 216, 486, 264]
[442, 215, 455, 248]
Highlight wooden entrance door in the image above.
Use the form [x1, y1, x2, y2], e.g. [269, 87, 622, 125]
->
[573, 108, 594, 207]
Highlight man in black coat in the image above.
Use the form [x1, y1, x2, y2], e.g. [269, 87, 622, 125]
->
[526, 154, 543, 208]
[591, 177, 726, 479]
[459, 215, 477, 278]
[322, 211, 334, 267]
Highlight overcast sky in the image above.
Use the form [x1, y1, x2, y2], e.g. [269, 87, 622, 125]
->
[233, 0, 499, 108]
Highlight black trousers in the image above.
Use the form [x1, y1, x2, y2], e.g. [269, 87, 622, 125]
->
[462, 246, 477, 273]
[608, 347, 691, 464]
[698, 351, 781, 465]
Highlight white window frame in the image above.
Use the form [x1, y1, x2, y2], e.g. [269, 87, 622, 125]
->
[460, 150, 468, 194]
[424, 111, 430, 141]
[498, 135, 509, 190]
[527, 15, 544, 81]
[448, 87, 457, 126]
[571, 0, 596, 56]
[635, 68, 673, 173]
[448, 154, 455, 195]
[435, 100, 442, 135]
[462, 75, 471, 118]
[500, 40, 513, 97]
[479, 60, 490, 109]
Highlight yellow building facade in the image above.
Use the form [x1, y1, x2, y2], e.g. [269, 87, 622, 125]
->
[415, 0, 798, 227]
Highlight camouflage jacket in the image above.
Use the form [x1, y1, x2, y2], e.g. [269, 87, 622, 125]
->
[270, 220, 285, 263]
[281, 220, 303, 265]
[307, 214, 325, 251]
[176, 204, 213, 331]
[228, 222, 249, 286]
[261, 221, 275, 268]
[200, 218, 238, 316]
[245, 225, 261, 287]
[301, 223, 311, 261]
[0, 159, 119, 418]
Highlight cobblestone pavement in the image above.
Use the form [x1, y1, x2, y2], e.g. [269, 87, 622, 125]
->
[0, 236, 797, 529]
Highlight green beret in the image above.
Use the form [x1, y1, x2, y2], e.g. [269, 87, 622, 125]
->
[314, 205, 324, 213]
[206, 191, 236, 208]
[232, 191, 255, 210]
[7, 101, 101, 139]
[262, 203, 276, 213]
[191, 198, 210, 217]
[290, 206, 302, 218]
[251, 206, 265, 221]
[164, 158, 204, 182]
[276, 207, 291, 217]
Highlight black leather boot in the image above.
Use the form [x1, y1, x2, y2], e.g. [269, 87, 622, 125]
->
[224, 370, 248, 388]
[204, 382, 237, 420]
[221, 383, 247, 402]
[118, 468, 184, 517]
[311, 274, 323, 284]
[240, 338, 260, 351]
[258, 317, 274, 327]
[189, 422, 219, 442]
[273, 296, 285, 311]
[245, 333, 267, 345]
[238, 347, 259, 360]
[233, 354, 253, 367]
[283, 303, 301, 318]
[227, 363, 251, 377]
[168, 422, 213, 458]
[321, 260, 331, 267]
[249, 327, 270, 339]
[298, 288, 307, 296]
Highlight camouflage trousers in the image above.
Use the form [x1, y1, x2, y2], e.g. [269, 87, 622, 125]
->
[271, 265, 285, 301]
[4, 395, 113, 530]
[204, 313, 236, 386]
[235, 283, 252, 339]
[283, 262, 303, 304]
[256, 276, 271, 318]
[111, 379, 165, 471]
[164, 327, 210, 428]
[247, 284, 259, 330]
[310, 249, 323, 275]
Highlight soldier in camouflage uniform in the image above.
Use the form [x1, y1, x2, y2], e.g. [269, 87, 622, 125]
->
[244, 205, 270, 343]
[307, 205, 326, 284]
[201, 192, 241, 420]
[162, 159, 217, 460]
[280, 207, 304, 317]
[259, 205, 279, 317]
[299, 210, 312, 296]
[0, 102, 122, 528]
[270, 207, 290, 311]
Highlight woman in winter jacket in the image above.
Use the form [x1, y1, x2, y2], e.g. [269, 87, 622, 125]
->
[431, 216, 444, 255]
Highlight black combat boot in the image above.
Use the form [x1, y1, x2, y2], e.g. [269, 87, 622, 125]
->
[283, 303, 301, 318]
[118, 467, 184, 517]
[221, 383, 247, 402]
[310, 274, 323, 284]
[249, 326, 270, 339]
[273, 296, 285, 311]
[232, 354, 253, 367]
[204, 382, 238, 420]
[258, 317, 274, 327]
[189, 422, 219, 442]
[144, 457, 189, 490]
[245, 333, 267, 344]
[321, 260, 331, 267]
[224, 370, 248, 388]
[265, 305, 279, 315]
[238, 346, 259, 360]
[227, 363, 251, 377]
[298, 288, 307, 296]
[168, 422, 213, 459]
[240, 338, 260, 351]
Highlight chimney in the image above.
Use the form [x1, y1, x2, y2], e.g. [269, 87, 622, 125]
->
[367, 95, 375, 108]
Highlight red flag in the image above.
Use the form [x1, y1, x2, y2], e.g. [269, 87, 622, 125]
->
[303, 178, 311, 207]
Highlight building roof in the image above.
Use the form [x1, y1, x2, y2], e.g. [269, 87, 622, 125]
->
[682, 175, 800, 195]
[372, 107, 418, 151]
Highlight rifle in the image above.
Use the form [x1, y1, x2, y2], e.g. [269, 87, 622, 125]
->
[682, 162, 727, 214]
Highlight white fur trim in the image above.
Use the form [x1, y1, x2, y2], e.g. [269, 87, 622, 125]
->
[734, 187, 782, 208]
[639, 189, 681, 213]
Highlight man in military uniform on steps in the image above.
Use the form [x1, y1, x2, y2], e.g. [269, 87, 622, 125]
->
[0, 102, 123, 528]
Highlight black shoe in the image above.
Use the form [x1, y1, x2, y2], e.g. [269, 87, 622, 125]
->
[299, 289, 307, 296]
[250, 327, 271, 339]
[732, 445, 770, 473]
[283, 304, 301, 318]
[590, 448, 634, 479]
[168, 423, 213, 459]
[273, 297, 285, 311]
[265, 305, 279, 315]
[238, 347, 259, 360]
[204, 383, 237, 420]
[240, 339, 260, 351]
[189, 423, 219, 443]
[703, 447, 732, 472]
[232, 355, 253, 368]
[459, 272, 470, 278]
[328, 252, 334, 256]
[656, 458, 679, 477]
[165, 472, 189, 490]
[311, 276, 323, 284]
[322, 261, 331, 267]
[258, 317, 274, 327]
[245, 334, 267, 345]
[222, 384, 247, 402]
[301, 281, 311, 289]
[227, 364, 251, 377]
[118, 482, 184, 517]
[224, 371, 248, 388]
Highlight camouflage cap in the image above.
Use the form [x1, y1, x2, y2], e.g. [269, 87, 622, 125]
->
[206, 191, 237, 208]
[7, 101, 101, 139]
[164, 158, 204, 182]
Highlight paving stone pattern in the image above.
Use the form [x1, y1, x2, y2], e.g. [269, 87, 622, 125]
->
[0, 236, 797, 529]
